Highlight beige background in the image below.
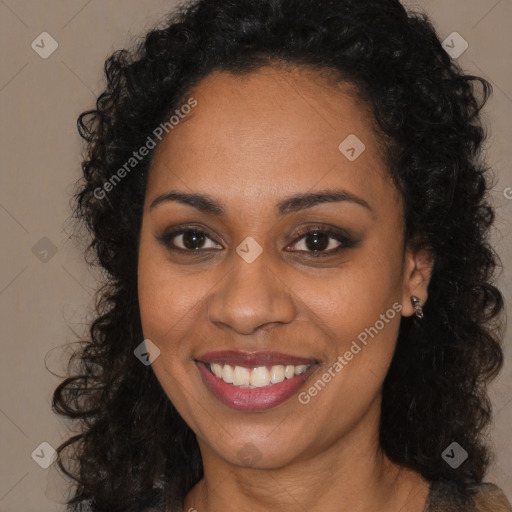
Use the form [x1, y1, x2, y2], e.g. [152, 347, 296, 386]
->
[0, 1, 511, 510]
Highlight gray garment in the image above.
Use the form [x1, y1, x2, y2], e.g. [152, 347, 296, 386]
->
[423, 479, 512, 512]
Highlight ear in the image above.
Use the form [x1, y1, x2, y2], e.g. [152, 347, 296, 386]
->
[400, 246, 434, 317]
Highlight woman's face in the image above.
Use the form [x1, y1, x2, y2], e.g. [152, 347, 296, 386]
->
[138, 65, 431, 469]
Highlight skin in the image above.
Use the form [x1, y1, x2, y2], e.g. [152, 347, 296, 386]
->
[137, 64, 434, 512]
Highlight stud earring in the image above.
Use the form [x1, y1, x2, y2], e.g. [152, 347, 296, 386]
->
[410, 295, 424, 319]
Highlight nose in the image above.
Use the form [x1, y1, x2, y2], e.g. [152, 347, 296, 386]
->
[207, 252, 296, 336]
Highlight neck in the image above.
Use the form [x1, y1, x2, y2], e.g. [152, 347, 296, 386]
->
[182, 404, 430, 512]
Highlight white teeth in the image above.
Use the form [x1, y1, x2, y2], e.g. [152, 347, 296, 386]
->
[284, 365, 295, 379]
[270, 365, 285, 383]
[208, 362, 312, 387]
[212, 363, 223, 378]
[295, 364, 308, 375]
[233, 366, 251, 386]
[250, 366, 270, 387]
[221, 364, 234, 383]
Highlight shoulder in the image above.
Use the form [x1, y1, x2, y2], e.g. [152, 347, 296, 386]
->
[425, 478, 512, 512]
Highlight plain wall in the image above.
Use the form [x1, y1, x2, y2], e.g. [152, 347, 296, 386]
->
[1, 1, 511, 510]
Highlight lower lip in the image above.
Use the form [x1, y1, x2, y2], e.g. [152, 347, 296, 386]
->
[196, 361, 318, 411]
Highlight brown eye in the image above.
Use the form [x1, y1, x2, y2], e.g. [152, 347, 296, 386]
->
[302, 231, 332, 252]
[290, 231, 341, 253]
[181, 230, 206, 250]
[159, 228, 223, 252]
[286, 226, 357, 257]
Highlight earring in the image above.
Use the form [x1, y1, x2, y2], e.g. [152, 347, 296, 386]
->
[410, 296, 424, 319]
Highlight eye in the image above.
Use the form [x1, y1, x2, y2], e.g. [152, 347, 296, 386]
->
[158, 224, 357, 257]
[158, 227, 222, 253]
[286, 226, 356, 257]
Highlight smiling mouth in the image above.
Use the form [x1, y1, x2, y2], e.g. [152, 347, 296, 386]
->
[206, 362, 313, 388]
[195, 356, 319, 411]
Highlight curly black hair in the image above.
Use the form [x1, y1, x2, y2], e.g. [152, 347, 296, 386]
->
[51, 0, 505, 510]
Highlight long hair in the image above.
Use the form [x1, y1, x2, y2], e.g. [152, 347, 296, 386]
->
[52, 0, 505, 510]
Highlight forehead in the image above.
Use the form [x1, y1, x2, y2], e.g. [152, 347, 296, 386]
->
[147, 64, 397, 213]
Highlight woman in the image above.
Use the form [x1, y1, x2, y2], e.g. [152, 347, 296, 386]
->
[52, 0, 512, 511]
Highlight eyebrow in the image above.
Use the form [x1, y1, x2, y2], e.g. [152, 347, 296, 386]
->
[149, 189, 373, 217]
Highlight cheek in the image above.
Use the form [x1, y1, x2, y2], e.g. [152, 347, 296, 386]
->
[297, 276, 401, 434]
[300, 253, 402, 342]
[137, 233, 202, 417]
[137, 228, 204, 357]
[296, 245, 403, 392]
[138, 222, 204, 330]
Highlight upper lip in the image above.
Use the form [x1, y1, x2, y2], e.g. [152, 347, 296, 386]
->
[196, 350, 317, 367]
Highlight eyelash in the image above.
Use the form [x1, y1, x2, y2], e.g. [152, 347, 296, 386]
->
[157, 224, 357, 258]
